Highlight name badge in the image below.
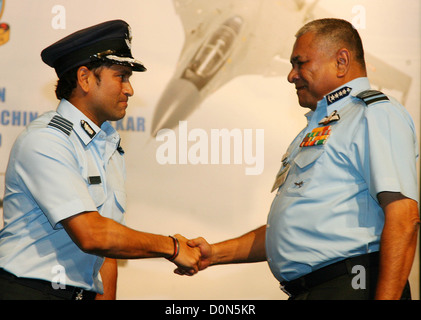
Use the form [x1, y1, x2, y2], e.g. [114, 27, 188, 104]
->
[271, 152, 290, 193]
[88, 176, 102, 185]
[271, 164, 290, 193]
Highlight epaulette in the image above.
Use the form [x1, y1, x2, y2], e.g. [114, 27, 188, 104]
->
[356, 90, 389, 106]
[48, 115, 73, 136]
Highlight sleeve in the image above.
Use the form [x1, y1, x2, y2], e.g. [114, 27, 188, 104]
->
[364, 100, 419, 203]
[15, 128, 98, 229]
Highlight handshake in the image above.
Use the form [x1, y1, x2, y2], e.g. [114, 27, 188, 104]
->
[166, 226, 267, 276]
[167, 234, 212, 276]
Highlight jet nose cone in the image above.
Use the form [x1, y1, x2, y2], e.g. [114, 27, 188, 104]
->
[151, 78, 201, 137]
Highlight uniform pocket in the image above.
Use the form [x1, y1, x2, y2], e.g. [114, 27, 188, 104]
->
[286, 147, 325, 196]
[294, 146, 325, 169]
[87, 184, 106, 208]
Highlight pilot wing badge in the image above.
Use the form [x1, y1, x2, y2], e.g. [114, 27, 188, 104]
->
[318, 110, 340, 126]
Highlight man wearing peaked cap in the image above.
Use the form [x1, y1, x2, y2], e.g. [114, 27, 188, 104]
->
[0, 20, 201, 300]
[41, 19, 146, 78]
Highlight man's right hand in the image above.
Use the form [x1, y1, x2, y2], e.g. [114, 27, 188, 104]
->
[174, 236, 212, 276]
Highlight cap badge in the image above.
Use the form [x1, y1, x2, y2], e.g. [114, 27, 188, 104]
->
[125, 25, 132, 50]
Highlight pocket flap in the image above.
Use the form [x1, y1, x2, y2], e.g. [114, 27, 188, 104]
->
[294, 147, 324, 169]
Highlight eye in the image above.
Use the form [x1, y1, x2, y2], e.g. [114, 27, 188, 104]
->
[291, 57, 309, 67]
[291, 60, 305, 71]
[295, 60, 307, 68]
[117, 74, 131, 82]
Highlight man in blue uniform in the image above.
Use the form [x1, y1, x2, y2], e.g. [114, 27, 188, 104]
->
[180, 18, 420, 300]
[0, 20, 200, 300]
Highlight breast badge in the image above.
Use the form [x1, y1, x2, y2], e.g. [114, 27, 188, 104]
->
[300, 125, 332, 147]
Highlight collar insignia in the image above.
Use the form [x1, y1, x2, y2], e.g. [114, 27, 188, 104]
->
[326, 86, 352, 105]
[81, 120, 96, 139]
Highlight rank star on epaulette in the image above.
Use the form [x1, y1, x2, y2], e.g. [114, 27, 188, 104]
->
[326, 86, 352, 105]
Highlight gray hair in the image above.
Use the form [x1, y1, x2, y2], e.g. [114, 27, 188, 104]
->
[296, 18, 366, 70]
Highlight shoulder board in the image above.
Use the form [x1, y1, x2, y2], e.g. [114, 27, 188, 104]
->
[356, 90, 389, 106]
[48, 115, 73, 136]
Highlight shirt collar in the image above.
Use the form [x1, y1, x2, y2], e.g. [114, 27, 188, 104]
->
[307, 77, 371, 126]
[56, 99, 119, 146]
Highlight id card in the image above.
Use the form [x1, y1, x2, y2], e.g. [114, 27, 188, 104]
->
[271, 164, 290, 193]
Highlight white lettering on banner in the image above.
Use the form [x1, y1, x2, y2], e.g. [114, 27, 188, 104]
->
[352, 5, 366, 30]
[51, 264, 66, 289]
[156, 121, 264, 175]
[351, 265, 366, 289]
[51, 5, 66, 30]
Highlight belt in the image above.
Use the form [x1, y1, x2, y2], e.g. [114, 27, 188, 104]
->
[0, 268, 97, 300]
[280, 252, 380, 298]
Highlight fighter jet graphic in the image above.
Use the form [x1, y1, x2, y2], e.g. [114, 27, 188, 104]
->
[150, 0, 412, 136]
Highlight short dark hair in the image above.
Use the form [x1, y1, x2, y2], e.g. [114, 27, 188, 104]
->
[55, 60, 114, 100]
[296, 18, 366, 70]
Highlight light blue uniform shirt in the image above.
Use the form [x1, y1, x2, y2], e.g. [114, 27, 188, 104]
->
[0, 99, 127, 293]
[266, 77, 418, 282]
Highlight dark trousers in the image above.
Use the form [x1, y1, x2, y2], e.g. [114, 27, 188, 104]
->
[283, 253, 411, 300]
[0, 268, 96, 300]
[289, 273, 411, 300]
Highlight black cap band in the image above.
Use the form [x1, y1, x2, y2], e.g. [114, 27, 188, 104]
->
[53, 38, 131, 77]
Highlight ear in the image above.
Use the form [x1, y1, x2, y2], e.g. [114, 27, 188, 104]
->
[336, 48, 351, 78]
[76, 66, 91, 93]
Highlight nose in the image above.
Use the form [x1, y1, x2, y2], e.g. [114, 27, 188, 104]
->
[287, 67, 298, 84]
[123, 81, 134, 97]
